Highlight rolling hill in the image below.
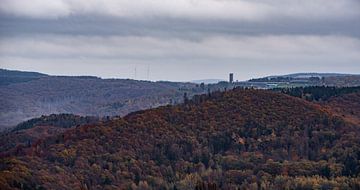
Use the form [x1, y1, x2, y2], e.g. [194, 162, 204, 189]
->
[0, 70, 204, 130]
[1, 88, 359, 189]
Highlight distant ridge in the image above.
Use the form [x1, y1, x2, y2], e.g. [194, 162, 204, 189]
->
[0, 69, 202, 129]
[0, 69, 48, 78]
[0, 69, 48, 86]
[266, 72, 359, 79]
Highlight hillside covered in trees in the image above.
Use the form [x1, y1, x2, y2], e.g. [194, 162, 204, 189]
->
[1, 88, 359, 189]
[0, 114, 104, 154]
[275, 86, 360, 126]
[325, 92, 360, 126]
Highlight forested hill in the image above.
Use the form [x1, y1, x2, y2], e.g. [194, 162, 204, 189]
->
[1, 88, 359, 189]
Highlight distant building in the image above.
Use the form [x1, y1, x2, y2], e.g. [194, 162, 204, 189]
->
[229, 73, 234, 83]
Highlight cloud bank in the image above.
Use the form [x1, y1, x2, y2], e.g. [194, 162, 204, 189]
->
[1, 0, 359, 20]
[1, 34, 359, 81]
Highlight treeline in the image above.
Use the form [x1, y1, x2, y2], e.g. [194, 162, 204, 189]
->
[12, 113, 101, 132]
[274, 86, 360, 101]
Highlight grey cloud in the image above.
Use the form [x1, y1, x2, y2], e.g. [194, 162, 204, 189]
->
[1, 16, 359, 39]
[1, 1, 359, 39]
[2, 35, 360, 59]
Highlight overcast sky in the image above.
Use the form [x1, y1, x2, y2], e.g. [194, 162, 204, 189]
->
[0, 0, 359, 81]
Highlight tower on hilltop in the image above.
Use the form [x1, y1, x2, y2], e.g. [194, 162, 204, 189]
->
[229, 73, 234, 83]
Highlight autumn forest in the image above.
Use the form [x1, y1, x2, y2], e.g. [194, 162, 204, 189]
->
[1, 87, 360, 189]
